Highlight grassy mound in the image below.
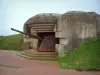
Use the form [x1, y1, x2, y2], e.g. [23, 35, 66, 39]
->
[0, 34, 24, 51]
[59, 38, 100, 71]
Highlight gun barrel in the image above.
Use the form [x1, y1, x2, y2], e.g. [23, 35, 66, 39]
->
[11, 28, 42, 40]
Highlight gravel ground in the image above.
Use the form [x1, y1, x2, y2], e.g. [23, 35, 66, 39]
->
[0, 50, 100, 75]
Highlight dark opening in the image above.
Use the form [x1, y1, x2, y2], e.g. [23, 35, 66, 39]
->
[37, 32, 59, 52]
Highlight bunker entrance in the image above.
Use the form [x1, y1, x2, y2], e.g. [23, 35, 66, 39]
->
[37, 32, 59, 52]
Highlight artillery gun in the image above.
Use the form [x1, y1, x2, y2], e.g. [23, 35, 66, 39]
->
[11, 28, 42, 40]
[11, 28, 56, 52]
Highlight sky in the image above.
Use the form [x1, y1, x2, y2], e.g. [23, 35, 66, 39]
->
[0, 0, 100, 36]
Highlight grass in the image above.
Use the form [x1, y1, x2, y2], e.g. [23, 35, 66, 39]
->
[0, 34, 24, 51]
[59, 38, 100, 71]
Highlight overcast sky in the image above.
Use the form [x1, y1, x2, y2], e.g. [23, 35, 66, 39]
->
[0, 0, 100, 35]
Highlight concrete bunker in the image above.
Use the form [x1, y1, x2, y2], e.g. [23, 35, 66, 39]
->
[23, 13, 60, 52]
[20, 11, 100, 57]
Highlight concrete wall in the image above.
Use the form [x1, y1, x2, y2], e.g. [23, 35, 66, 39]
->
[56, 11, 100, 57]
[96, 14, 100, 37]
[22, 36, 38, 50]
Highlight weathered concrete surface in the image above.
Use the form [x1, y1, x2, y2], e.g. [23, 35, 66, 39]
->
[56, 11, 100, 55]
[0, 50, 100, 75]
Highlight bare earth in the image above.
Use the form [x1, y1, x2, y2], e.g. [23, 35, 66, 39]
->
[0, 50, 100, 75]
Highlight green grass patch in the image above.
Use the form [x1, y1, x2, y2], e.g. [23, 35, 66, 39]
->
[0, 34, 24, 51]
[59, 38, 100, 71]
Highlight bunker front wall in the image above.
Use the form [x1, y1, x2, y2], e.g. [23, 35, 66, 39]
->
[22, 36, 38, 50]
[55, 11, 100, 57]
[22, 13, 60, 51]
[22, 24, 39, 50]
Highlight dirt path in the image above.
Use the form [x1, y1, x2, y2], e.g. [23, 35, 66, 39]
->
[0, 50, 100, 75]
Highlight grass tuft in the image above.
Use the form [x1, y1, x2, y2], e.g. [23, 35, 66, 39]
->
[59, 38, 100, 71]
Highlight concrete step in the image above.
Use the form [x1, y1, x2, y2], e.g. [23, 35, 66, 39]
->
[17, 54, 58, 61]
[20, 52, 57, 57]
[18, 50, 58, 61]
[24, 50, 58, 55]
